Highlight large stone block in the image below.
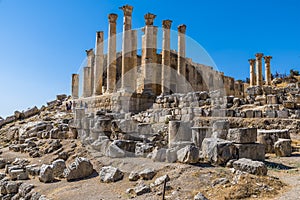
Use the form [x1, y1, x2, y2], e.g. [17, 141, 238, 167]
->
[212, 119, 229, 131]
[177, 145, 199, 164]
[265, 110, 276, 118]
[274, 139, 292, 157]
[227, 128, 257, 144]
[245, 110, 254, 118]
[257, 129, 290, 153]
[266, 95, 278, 104]
[234, 143, 265, 161]
[233, 158, 267, 176]
[276, 110, 289, 118]
[191, 127, 211, 149]
[168, 121, 192, 148]
[202, 138, 238, 166]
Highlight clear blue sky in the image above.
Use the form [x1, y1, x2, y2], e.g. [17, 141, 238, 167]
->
[0, 0, 299, 117]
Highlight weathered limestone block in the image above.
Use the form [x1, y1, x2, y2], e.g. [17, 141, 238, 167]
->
[265, 110, 276, 118]
[23, 106, 40, 119]
[234, 143, 265, 161]
[245, 110, 254, 118]
[257, 129, 290, 153]
[274, 139, 292, 157]
[168, 121, 192, 148]
[177, 145, 199, 164]
[150, 174, 170, 187]
[166, 147, 179, 163]
[227, 128, 257, 144]
[211, 130, 228, 140]
[99, 166, 124, 183]
[283, 101, 295, 109]
[202, 138, 238, 166]
[51, 159, 66, 178]
[255, 95, 266, 105]
[112, 140, 136, 153]
[212, 119, 229, 131]
[254, 110, 262, 118]
[5, 181, 19, 194]
[18, 183, 34, 198]
[64, 157, 94, 181]
[194, 192, 209, 200]
[246, 86, 263, 96]
[191, 127, 211, 148]
[151, 147, 166, 162]
[266, 95, 278, 104]
[105, 143, 125, 158]
[91, 137, 110, 153]
[233, 158, 267, 176]
[276, 110, 289, 118]
[139, 168, 156, 180]
[135, 142, 154, 157]
[39, 164, 54, 183]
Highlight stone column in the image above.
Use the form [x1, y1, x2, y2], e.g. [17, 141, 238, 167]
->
[264, 56, 272, 85]
[71, 74, 79, 99]
[107, 13, 118, 93]
[131, 30, 138, 92]
[142, 13, 157, 95]
[119, 5, 134, 92]
[86, 49, 95, 94]
[177, 24, 187, 93]
[248, 59, 256, 86]
[161, 20, 172, 95]
[83, 66, 92, 97]
[93, 31, 104, 95]
[255, 53, 264, 86]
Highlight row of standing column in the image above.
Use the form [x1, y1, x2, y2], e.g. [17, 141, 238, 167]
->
[72, 5, 187, 98]
[249, 53, 272, 87]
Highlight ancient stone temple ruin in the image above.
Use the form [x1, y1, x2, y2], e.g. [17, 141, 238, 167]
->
[248, 53, 273, 87]
[71, 4, 245, 113]
[69, 5, 300, 165]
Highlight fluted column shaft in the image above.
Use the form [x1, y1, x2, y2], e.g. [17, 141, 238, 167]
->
[107, 14, 118, 93]
[142, 13, 157, 95]
[71, 74, 79, 99]
[255, 53, 264, 86]
[161, 20, 172, 95]
[120, 5, 134, 92]
[93, 31, 104, 95]
[177, 24, 186, 93]
[248, 59, 256, 86]
[264, 56, 272, 85]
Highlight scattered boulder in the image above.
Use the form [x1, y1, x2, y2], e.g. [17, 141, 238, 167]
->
[202, 138, 238, 166]
[5, 181, 19, 194]
[105, 143, 125, 158]
[39, 164, 54, 183]
[150, 174, 170, 187]
[177, 145, 199, 164]
[128, 172, 140, 181]
[18, 183, 34, 197]
[227, 128, 257, 144]
[51, 159, 66, 178]
[99, 166, 124, 183]
[133, 184, 151, 196]
[274, 139, 292, 157]
[151, 147, 167, 162]
[233, 158, 268, 176]
[0, 159, 6, 169]
[139, 168, 156, 180]
[64, 157, 94, 181]
[194, 192, 209, 200]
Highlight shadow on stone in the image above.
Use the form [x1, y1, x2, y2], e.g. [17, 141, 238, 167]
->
[67, 170, 99, 182]
[263, 161, 294, 170]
